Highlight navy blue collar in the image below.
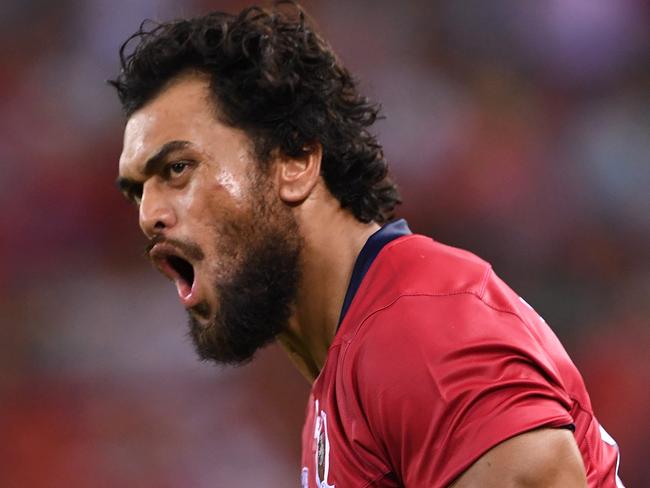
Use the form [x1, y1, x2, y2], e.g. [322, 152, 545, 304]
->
[337, 219, 412, 328]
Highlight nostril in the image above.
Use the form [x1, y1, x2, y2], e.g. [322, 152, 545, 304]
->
[154, 220, 165, 230]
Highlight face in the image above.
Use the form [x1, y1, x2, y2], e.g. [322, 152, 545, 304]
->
[118, 74, 302, 365]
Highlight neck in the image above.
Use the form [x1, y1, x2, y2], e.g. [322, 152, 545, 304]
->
[278, 190, 380, 383]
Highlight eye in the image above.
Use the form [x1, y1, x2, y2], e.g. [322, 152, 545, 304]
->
[169, 161, 188, 175]
[163, 160, 193, 181]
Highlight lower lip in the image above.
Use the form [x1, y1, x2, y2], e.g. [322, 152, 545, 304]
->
[175, 278, 199, 308]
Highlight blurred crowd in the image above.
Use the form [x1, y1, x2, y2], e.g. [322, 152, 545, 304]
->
[1, 0, 648, 486]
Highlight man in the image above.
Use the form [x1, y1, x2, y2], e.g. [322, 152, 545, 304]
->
[112, 3, 623, 487]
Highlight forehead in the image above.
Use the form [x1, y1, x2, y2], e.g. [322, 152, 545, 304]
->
[118, 74, 251, 178]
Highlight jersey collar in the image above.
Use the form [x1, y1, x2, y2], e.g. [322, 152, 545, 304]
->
[337, 219, 412, 328]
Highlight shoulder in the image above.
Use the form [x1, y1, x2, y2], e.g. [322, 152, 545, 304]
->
[339, 233, 574, 403]
[344, 292, 526, 399]
[340, 248, 575, 425]
[342, 234, 560, 368]
[332, 236, 580, 486]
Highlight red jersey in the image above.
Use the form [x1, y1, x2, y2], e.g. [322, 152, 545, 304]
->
[300, 220, 623, 488]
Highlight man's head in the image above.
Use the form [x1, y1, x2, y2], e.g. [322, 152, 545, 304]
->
[112, 2, 400, 365]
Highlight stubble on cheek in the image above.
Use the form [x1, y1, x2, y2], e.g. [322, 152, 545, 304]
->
[185, 172, 304, 366]
[192, 169, 252, 282]
[189, 177, 263, 321]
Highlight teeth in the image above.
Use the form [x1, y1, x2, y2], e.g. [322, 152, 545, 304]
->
[175, 276, 193, 300]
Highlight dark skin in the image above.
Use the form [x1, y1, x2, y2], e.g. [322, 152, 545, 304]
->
[117, 72, 588, 487]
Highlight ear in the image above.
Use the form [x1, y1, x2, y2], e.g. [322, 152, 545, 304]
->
[274, 144, 323, 204]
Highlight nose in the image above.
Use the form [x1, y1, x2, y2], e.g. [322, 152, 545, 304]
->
[139, 181, 177, 238]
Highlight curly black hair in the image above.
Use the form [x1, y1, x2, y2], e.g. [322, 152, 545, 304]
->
[109, 1, 400, 224]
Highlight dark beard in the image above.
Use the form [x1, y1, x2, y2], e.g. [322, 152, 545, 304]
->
[187, 185, 302, 366]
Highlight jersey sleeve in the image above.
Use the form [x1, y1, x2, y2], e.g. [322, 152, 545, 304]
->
[350, 293, 575, 488]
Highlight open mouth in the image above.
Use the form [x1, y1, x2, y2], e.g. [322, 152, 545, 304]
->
[147, 240, 202, 307]
[167, 254, 195, 290]
[150, 250, 198, 305]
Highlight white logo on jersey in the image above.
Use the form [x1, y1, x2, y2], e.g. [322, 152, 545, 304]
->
[313, 400, 335, 488]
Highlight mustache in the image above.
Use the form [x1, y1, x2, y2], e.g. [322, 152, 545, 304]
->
[144, 235, 205, 262]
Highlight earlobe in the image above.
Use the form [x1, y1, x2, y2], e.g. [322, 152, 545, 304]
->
[276, 144, 322, 204]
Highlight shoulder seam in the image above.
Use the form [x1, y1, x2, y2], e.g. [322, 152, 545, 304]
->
[341, 290, 482, 347]
[343, 288, 531, 347]
[478, 265, 492, 299]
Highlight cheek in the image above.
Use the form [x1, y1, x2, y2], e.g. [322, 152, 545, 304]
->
[181, 171, 249, 240]
[214, 169, 245, 202]
[176, 183, 200, 215]
[172, 178, 215, 232]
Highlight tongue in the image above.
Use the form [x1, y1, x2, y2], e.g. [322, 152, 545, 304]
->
[175, 278, 192, 300]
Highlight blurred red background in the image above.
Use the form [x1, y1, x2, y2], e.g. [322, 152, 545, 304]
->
[0, 0, 648, 486]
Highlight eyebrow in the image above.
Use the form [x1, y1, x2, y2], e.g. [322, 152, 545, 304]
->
[115, 140, 192, 197]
